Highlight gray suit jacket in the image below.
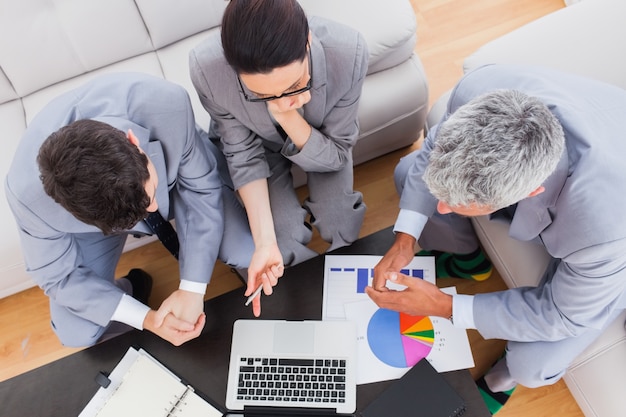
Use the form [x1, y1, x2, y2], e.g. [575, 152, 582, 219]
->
[400, 64, 626, 342]
[5, 73, 224, 326]
[189, 17, 368, 190]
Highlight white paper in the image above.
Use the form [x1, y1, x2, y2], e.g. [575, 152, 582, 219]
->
[321, 255, 474, 385]
[344, 288, 474, 385]
[322, 254, 436, 320]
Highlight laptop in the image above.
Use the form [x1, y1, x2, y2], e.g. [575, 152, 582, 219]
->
[225, 319, 357, 416]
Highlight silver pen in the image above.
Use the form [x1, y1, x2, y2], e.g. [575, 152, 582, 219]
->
[244, 284, 263, 306]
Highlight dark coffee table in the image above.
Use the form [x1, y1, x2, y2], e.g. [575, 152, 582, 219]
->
[0, 227, 490, 416]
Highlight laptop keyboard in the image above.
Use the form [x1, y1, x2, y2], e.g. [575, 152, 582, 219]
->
[236, 357, 348, 405]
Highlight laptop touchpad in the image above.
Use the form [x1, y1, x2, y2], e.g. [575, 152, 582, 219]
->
[273, 322, 315, 353]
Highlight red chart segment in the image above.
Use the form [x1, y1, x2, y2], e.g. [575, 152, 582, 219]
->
[367, 309, 434, 368]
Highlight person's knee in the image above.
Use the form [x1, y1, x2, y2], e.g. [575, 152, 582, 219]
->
[394, 150, 419, 194]
[220, 246, 254, 269]
[307, 193, 365, 246]
[219, 219, 255, 268]
[274, 206, 313, 246]
[51, 318, 102, 348]
[277, 224, 317, 265]
[324, 201, 365, 244]
[505, 345, 566, 388]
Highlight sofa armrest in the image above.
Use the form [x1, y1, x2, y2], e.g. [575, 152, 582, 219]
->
[464, 0, 626, 90]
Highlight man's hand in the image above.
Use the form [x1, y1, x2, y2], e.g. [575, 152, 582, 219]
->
[372, 232, 417, 290]
[143, 309, 205, 346]
[143, 289, 206, 345]
[365, 272, 452, 318]
[246, 243, 284, 317]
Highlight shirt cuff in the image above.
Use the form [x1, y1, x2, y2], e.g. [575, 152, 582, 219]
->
[452, 294, 476, 329]
[179, 279, 208, 295]
[393, 209, 428, 239]
[111, 294, 151, 330]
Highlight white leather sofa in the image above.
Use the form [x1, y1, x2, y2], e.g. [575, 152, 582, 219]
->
[426, 1, 626, 416]
[0, 0, 428, 298]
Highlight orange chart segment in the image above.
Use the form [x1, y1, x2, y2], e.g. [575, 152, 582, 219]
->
[402, 315, 434, 335]
[399, 313, 424, 333]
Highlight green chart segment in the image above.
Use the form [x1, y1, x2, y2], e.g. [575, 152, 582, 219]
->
[367, 309, 434, 368]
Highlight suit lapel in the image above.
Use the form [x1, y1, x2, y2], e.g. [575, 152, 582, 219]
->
[145, 139, 170, 221]
[507, 150, 569, 241]
[303, 37, 327, 129]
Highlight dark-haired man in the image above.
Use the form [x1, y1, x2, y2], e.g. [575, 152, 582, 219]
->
[190, 0, 368, 316]
[5, 72, 253, 347]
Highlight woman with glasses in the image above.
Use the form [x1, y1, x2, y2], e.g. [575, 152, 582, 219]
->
[190, 0, 368, 316]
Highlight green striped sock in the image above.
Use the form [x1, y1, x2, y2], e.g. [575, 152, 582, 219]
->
[476, 376, 515, 415]
[438, 248, 493, 281]
[417, 248, 493, 281]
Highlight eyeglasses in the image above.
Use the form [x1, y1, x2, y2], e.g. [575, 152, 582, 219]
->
[237, 48, 312, 103]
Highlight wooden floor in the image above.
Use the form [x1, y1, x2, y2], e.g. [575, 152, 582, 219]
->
[0, 0, 585, 416]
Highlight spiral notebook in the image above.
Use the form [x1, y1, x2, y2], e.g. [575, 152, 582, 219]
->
[79, 347, 222, 417]
[361, 358, 466, 417]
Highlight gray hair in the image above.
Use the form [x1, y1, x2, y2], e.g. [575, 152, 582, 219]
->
[424, 89, 564, 210]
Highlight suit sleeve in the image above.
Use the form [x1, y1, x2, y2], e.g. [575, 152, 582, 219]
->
[172, 127, 225, 285]
[398, 125, 440, 217]
[284, 33, 368, 173]
[138, 82, 225, 285]
[473, 239, 626, 342]
[189, 50, 271, 190]
[4, 183, 125, 327]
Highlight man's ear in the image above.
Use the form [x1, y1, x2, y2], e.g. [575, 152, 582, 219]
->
[127, 129, 140, 147]
[527, 186, 545, 198]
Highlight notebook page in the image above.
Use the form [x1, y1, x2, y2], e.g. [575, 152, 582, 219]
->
[94, 354, 191, 416]
[180, 390, 222, 417]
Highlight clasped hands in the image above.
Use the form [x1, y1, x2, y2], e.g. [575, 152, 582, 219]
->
[143, 289, 206, 346]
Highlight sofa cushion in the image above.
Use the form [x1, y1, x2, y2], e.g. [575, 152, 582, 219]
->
[355, 55, 428, 164]
[564, 310, 626, 417]
[21, 54, 164, 124]
[0, 100, 28, 270]
[0, 0, 155, 97]
[0, 71, 17, 105]
[298, 0, 416, 75]
[134, 0, 226, 49]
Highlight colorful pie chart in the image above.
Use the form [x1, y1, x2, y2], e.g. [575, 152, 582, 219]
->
[367, 308, 434, 368]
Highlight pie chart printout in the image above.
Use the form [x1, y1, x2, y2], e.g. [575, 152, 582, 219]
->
[366, 309, 434, 368]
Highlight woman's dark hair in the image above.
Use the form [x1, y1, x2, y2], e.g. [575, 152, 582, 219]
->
[38, 119, 151, 234]
[221, 0, 309, 74]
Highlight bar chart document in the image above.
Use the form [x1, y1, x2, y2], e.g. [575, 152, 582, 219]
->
[322, 255, 474, 384]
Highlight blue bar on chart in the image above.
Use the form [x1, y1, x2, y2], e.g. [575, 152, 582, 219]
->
[330, 266, 425, 294]
[401, 268, 424, 279]
[356, 268, 369, 293]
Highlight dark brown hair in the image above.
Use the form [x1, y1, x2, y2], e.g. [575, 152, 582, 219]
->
[221, 0, 309, 74]
[38, 119, 151, 234]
